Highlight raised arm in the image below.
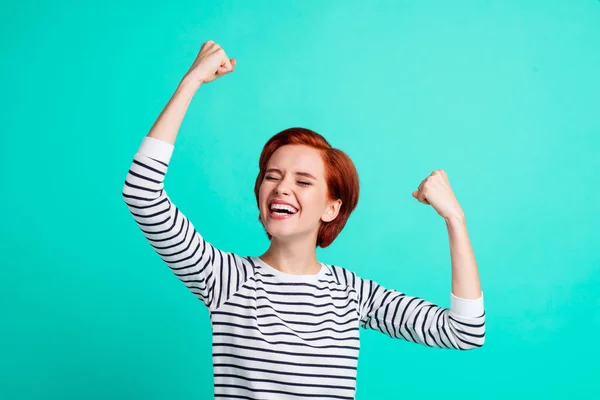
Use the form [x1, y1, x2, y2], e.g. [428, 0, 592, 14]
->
[354, 170, 485, 349]
[146, 40, 237, 146]
[121, 40, 248, 311]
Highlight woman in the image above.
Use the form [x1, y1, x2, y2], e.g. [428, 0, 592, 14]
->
[122, 40, 485, 399]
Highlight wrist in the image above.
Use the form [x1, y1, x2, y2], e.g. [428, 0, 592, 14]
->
[444, 212, 466, 225]
[179, 73, 204, 91]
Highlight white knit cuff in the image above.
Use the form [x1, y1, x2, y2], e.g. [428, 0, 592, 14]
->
[450, 291, 484, 318]
[138, 136, 175, 165]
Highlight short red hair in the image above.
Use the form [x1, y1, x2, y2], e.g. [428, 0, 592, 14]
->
[254, 127, 360, 248]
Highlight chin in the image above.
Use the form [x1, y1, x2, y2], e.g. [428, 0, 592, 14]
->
[265, 226, 296, 239]
[264, 223, 302, 239]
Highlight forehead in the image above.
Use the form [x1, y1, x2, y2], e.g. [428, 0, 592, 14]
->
[267, 145, 324, 174]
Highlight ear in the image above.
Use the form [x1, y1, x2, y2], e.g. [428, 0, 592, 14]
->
[321, 198, 342, 223]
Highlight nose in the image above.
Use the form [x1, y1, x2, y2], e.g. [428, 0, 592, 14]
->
[275, 177, 291, 196]
[275, 185, 290, 196]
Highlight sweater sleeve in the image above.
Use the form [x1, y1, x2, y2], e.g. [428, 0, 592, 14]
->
[357, 276, 486, 350]
[121, 136, 251, 311]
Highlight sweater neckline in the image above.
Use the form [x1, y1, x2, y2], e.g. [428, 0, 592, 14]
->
[251, 256, 328, 282]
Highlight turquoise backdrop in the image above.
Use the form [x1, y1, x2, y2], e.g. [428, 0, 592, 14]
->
[2, 0, 599, 399]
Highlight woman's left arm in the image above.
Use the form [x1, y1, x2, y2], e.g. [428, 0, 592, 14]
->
[445, 215, 482, 299]
[412, 169, 482, 299]
[355, 168, 486, 350]
[354, 169, 486, 350]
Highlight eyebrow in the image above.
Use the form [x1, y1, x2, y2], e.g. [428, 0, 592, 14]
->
[265, 168, 317, 180]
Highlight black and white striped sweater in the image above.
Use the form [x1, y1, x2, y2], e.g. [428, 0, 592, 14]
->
[122, 136, 486, 400]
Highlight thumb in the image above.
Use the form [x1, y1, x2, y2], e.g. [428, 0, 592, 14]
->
[216, 57, 233, 74]
[217, 58, 235, 75]
[412, 191, 418, 198]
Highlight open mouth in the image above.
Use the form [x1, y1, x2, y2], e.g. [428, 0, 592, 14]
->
[268, 203, 299, 218]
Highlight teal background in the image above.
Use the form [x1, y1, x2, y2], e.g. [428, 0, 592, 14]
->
[2, 0, 599, 398]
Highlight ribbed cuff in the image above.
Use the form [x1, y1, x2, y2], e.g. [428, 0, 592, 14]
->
[138, 136, 175, 165]
[450, 291, 484, 318]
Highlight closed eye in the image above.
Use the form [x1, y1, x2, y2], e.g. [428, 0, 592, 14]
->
[265, 176, 311, 186]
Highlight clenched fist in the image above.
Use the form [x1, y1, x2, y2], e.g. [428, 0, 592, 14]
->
[185, 40, 236, 85]
[412, 170, 464, 219]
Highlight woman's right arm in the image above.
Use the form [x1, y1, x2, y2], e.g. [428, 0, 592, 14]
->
[146, 39, 237, 146]
[145, 75, 202, 146]
[121, 41, 247, 310]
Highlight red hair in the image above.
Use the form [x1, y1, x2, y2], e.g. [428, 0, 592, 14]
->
[254, 127, 360, 248]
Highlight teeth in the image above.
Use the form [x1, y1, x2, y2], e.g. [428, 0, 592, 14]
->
[270, 203, 298, 213]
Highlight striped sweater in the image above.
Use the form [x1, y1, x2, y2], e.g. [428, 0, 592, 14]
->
[122, 136, 486, 399]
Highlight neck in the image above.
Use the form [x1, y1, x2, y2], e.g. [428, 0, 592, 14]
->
[259, 234, 321, 275]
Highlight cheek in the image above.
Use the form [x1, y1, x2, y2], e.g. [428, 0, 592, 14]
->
[299, 191, 324, 216]
[258, 187, 267, 208]
[258, 182, 273, 211]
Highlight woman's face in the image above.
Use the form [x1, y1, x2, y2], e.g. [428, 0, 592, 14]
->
[258, 144, 341, 242]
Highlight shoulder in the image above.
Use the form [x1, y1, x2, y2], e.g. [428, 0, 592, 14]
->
[237, 255, 259, 276]
[323, 262, 388, 302]
[322, 262, 364, 290]
[209, 251, 257, 279]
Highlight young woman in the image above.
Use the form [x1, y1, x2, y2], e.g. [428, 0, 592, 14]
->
[122, 40, 485, 399]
